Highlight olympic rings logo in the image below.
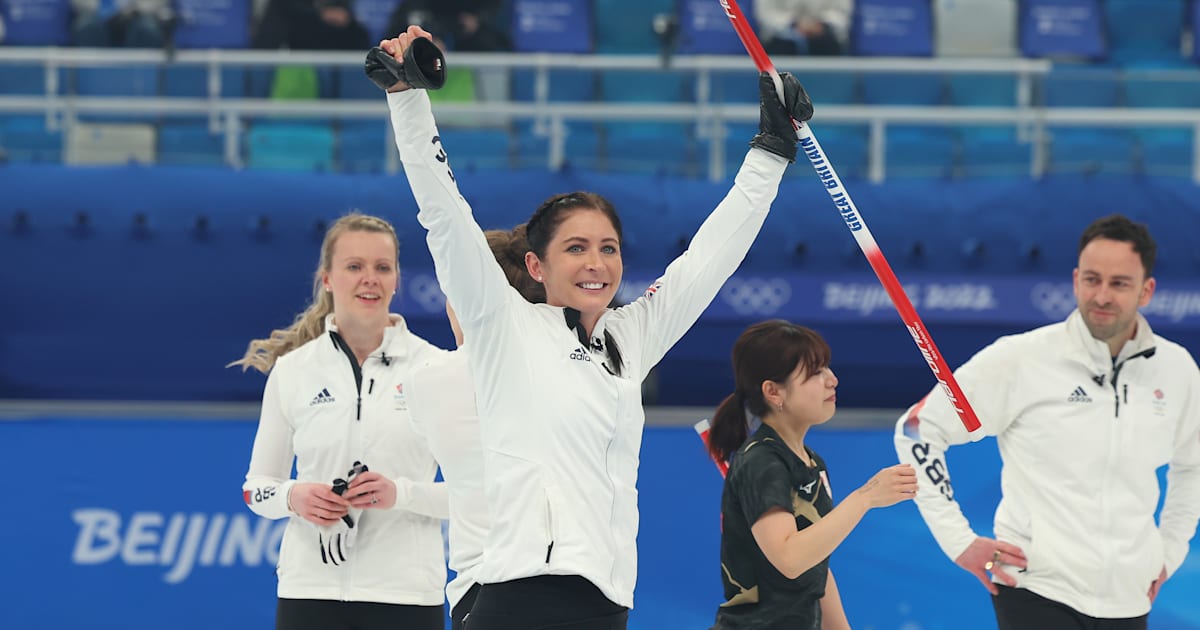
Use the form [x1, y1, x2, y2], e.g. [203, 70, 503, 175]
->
[720, 277, 791, 316]
[1029, 282, 1076, 319]
[407, 273, 447, 313]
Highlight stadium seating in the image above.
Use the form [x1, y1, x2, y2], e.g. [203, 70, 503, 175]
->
[172, 0, 252, 49]
[0, 0, 70, 45]
[511, 0, 595, 53]
[1105, 0, 1184, 66]
[1018, 0, 1105, 60]
[852, 0, 934, 57]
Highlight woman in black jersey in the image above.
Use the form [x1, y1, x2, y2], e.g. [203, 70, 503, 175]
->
[707, 320, 918, 630]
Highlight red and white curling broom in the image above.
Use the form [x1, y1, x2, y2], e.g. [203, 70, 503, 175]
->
[697, 0, 983, 476]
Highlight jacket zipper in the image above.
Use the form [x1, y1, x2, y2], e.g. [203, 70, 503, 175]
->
[544, 490, 554, 563]
[330, 331, 364, 420]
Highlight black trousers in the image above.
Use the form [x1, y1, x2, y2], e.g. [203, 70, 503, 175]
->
[276, 598, 444, 630]
[452, 583, 482, 630]
[464, 575, 629, 630]
[992, 585, 1148, 630]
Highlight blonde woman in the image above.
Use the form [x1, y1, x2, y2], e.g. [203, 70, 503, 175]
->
[235, 212, 450, 630]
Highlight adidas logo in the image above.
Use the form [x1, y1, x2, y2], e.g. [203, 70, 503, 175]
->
[568, 346, 592, 362]
[310, 388, 335, 406]
[1067, 386, 1092, 403]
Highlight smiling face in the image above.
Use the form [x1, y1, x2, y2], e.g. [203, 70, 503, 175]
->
[322, 230, 399, 332]
[1073, 237, 1155, 355]
[525, 207, 623, 330]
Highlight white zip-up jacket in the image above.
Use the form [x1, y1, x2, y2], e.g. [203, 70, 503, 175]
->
[407, 347, 486, 610]
[388, 89, 787, 608]
[895, 310, 1200, 618]
[243, 314, 451, 605]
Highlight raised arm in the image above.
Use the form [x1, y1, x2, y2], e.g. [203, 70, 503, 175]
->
[621, 72, 812, 369]
[374, 28, 515, 326]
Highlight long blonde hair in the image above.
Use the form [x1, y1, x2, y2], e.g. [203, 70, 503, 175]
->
[230, 213, 401, 374]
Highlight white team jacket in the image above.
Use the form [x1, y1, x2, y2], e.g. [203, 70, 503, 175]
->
[243, 314, 451, 605]
[895, 310, 1200, 618]
[407, 347, 487, 610]
[388, 89, 787, 608]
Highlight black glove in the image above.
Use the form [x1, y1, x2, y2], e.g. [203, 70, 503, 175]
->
[364, 37, 447, 91]
[749, 72, 814, 162]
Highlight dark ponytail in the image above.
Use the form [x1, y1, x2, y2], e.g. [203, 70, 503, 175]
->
[707, 320, 832, 465]
[709, 392, 751, 464]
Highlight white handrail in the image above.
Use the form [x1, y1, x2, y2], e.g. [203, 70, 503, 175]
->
[1, 49, 1197, 181]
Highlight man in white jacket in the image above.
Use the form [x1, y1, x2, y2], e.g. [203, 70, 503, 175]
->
[895, 214, 1200, 629]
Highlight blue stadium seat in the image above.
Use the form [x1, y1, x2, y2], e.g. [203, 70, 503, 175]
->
[511, 0, 594, 53]
[0, 65, 56, 95]
[594, 0, 673, 54]
[334, 66, 382, 100]
[73, 66, 162, 122]
[438, 127, 513, 171]
[959, 126, 1031, 178]
[0, 115, 62, 163]
[852, 0, 934, 57]
[1047, 127, 1135, 175]
[885, 126, 957, 179]
[1124, 69, 1200, 109]
[1042, 66, 1120, 107]
[861, 73, 944, 105]
[705, 71, 758, 104]
[246, 122, 336, 171]
[809, 124, 869, 181]
[162, 67, 246, 98]
[1019, 0, 1105, 60]
[511, 69, 596, 102]
[173, 0, 251, 49]
[947, 74, 1018, 107]
[74, 66, 160, 98]
[157, 120, 226, 167]
[604, 123, 693, 176]
[1134, 128, 1193, 178]
[514, 121, 601, 171]
[675, 0, 751, 55]
[338, 120, 390, 174]
[1105, 0, 1184, 65]
[802, 73, 859, 105]
[0, 0, 70, 45]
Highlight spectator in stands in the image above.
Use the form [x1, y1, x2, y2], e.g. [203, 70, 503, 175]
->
[374, 24, 813, 630]
[253, 0, 368, 50]
[705, 320, 916, 630]
[385, 0, 510, 52]
[235, 212, 450, 630]
[895, 214, 1200, 629]
[755, 0, 851, 56]
[71, 0, 170, 47]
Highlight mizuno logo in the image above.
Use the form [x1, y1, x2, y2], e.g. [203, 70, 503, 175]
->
[798, 479, 817, 494]
[311, 388, 335, 405]
[1067, 386, 1092, 403]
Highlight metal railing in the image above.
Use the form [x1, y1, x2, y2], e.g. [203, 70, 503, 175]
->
[2, 48, 1199, 181]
